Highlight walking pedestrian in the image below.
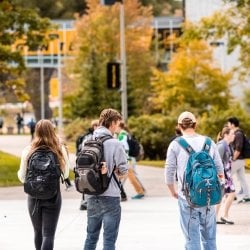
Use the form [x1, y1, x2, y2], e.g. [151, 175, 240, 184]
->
[117, 121, 146, 200]
[216, 126, 236, 224]
[16, 113, 24, 134]
[83, 108, 128, 250]
[165, 111, 224, 250]
[27, 118, 36, 140]
[227, 117, 250, 202]
[17, 119, 71, 250]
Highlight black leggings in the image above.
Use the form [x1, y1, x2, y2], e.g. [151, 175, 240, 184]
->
[28, 192, 62, 250]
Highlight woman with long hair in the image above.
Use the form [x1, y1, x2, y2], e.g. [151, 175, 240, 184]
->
[216, 126, 236, 224]
[18, 119, 70, 249]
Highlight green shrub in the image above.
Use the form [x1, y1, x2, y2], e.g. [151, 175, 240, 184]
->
[63, 105, 250, 160]
[128, 114, 177, 159]
[63, 117, 94, 142]
[0, 151, 20, 186]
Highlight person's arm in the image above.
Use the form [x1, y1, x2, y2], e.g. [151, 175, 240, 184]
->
[114, 143, 128, 178]
[233, 150, 240, 161]
[61, 145, 70, 179]
[165, 142, 178, 199]
[211, 142, 225, 184]
[17, 146, 30, 183]
[233, 131, 244, 160]
[167, 183, 178, 199]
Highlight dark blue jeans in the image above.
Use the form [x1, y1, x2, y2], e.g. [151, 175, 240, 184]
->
[28, 192, 61, 250]
[84, 196, 121, 250]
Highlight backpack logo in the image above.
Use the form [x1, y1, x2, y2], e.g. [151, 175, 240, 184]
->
[177, 137, 222, 207]
[24, 150, 61, 199]
[74, 135, 113, 195]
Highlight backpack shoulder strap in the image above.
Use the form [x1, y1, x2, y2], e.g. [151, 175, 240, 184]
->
[98, 135, 113, 143]
[202, 137, 212, 153]
[176, 137, 195, 155]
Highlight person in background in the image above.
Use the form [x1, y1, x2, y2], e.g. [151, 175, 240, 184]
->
[16, 113, 24, 134]
[27, 118, 36, 141]
[83, 108, 128, 250]
[17, 119, 70, 250]
[117, 121, 146, 200]
[165, 111, 224, 250]
[227, 117, 250, 202]
[0, 116, 4, 134]
[216, 126, 236, 224]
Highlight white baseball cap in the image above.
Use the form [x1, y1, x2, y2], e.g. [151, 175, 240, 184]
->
[178, 111, 196, 124]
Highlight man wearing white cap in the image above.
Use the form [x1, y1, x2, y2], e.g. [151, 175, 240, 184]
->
[165, 111, 224, 250]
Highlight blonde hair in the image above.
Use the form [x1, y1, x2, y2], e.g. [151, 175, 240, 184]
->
[27, 119, 65, 172]
[217, 126, 231, 143]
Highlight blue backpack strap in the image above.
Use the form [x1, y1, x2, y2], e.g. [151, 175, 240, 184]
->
[202, 137, 211, 153]
[176, 137, 195, 155]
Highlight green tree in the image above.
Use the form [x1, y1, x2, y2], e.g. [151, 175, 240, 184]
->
[66, 0, 154, 118]
[141, 0, 182, 16]
[14, 0, 87, 18]
[150, 39, 232, 116]
[0, 1, 52, 103]
[182, 1, 250, 78]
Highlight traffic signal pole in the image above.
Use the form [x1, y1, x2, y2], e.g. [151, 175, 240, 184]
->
[119, 1, 128, 121]
[101, 0, 128, 121]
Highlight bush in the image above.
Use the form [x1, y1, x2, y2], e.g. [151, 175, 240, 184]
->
[128, 114, 177, 159]
[63, 117, 94, 143]
[63, 105, 250, 160]
[0, 151, 20, 186]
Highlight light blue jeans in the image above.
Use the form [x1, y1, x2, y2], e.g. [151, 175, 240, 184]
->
[84, 196, 121, 250]
[178, 197, 217, 250]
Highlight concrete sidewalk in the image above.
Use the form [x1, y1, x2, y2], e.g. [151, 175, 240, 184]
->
[1, 135, 250, 249]
[0, 194, 250, 250]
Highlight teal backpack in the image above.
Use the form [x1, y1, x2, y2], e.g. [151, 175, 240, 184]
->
[177, 137, 222, 207]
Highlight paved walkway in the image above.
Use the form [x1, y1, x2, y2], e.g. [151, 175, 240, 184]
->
[0, 135, 250, 249]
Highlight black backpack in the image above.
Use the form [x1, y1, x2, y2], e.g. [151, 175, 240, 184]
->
[24, 149, 62, 199]
[74, 135, 118, 195]
[75, 131, 92, 156]
[238, 130, 250, 158]
[127, 134, 140, 158]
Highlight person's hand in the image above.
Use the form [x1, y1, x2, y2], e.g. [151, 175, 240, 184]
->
[172, 192, 178, 199]
[101, 162, 107, 174]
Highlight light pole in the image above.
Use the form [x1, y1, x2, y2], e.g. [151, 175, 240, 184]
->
[101, 0, 128, 121]
[57, 40, 63, 137]
[119, 1, 128, 121]
[39, 50, 45, 119]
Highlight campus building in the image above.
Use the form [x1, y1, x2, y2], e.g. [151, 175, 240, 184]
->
[185, 0, 249, 100]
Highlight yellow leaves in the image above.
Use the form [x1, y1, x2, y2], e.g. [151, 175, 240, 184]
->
[150, 39, 232, 114]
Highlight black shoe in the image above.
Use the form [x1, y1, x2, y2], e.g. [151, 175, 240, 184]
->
[121, 196, 127, 202]
[80, 203, 87, 210]
[238, 197, 250, 203]
[216, 220, 226, 224]
[220, 217, 234, 225]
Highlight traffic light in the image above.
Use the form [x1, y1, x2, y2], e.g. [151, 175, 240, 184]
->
[100, 0, 122, 5]
[107, 62, 120, 89]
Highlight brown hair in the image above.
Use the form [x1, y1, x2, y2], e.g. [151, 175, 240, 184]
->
[99, 108, 122, 128]
[217, 126, 231, 142]
[27, 119, 65, 172]
[119, 120, 129, 132]
[178, 119, 196, 130]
